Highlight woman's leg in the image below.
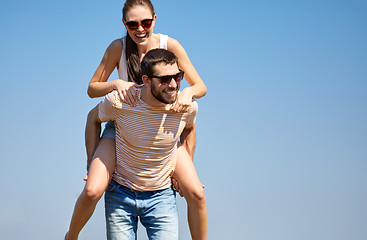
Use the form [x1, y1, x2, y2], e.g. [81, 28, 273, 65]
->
[173, 145, 207, 240]
[65, 137, 115, 240]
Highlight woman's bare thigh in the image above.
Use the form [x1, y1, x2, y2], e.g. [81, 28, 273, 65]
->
[85, 137, 116, 193]
[173, 145, 203, 196]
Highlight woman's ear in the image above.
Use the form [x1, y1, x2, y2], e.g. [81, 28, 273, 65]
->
[122, 18, 127, 29]
[152, 14, 157, 27]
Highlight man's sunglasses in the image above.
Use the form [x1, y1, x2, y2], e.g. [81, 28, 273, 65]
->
[125, 19, 153, 30]
[148, 70, 184, 85]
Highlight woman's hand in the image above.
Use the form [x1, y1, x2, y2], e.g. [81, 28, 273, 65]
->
[172, 177, 205, 197]
[113, 80, 142, 107]
[170, 87, 194, 113]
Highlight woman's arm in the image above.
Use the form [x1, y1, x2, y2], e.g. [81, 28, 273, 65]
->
[87, 39, 138, 105]
[87, 39, 122, 98]
[167, 38, 207, 112]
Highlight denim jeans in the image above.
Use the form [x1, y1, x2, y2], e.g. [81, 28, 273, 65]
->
[101, 120, 115, 139]
[105, 180, 178, 240]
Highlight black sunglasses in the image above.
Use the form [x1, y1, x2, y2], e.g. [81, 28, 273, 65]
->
[148, 70, 184, 85]
[125, 19, 153, 30]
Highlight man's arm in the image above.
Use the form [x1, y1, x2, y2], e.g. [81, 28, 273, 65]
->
[85, 104, 103, 170]
[179, 122, 196, 161]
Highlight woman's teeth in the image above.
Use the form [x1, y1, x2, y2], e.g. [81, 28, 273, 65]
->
[136, 33, 147, 38]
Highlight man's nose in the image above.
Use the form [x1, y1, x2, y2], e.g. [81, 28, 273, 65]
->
[167, 78, 177, 88]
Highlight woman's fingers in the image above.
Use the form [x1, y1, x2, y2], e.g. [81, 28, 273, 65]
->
[118, 89, 136, 107]
[170, 102, 190, 113]
[125, 88, 137, 107]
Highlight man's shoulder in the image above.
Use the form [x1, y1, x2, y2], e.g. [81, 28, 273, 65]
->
[189, 100, 198, 115]
[180, 100, 198, 123]
[105, 90, 123, 109]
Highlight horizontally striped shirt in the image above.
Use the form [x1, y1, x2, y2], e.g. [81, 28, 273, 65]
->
[98, 89, 198, 191]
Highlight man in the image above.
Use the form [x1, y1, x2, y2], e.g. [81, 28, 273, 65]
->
[95, 49, 197, 239]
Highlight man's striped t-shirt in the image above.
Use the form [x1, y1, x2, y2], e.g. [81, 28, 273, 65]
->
[98, 89, 198, 191]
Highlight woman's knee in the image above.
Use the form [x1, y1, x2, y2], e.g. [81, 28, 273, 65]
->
[185, 185, 206, 205]
[82, 183, 105, 201]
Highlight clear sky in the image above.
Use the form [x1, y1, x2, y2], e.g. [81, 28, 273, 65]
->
[1, 0, 366, 239]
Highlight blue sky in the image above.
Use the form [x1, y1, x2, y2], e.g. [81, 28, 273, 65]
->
[1, 0, 366, 239]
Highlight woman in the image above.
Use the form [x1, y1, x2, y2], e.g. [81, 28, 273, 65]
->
[65, 0, 207, 239]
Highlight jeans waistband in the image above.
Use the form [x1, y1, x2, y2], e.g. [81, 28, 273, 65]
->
[110, 179, 173, 195]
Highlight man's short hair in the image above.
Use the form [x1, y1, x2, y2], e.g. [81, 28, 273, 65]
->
[141, 49, 178, 76]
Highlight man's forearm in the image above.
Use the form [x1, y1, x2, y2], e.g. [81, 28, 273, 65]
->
[180, 124, 196, 160]
[85, 105, 101, 170]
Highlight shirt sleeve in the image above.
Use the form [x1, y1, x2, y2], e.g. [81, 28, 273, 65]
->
[98, 91, 121, 122]
[185, 101, 198, 127]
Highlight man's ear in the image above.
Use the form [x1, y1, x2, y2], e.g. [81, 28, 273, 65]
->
[142, 75, 150, 86]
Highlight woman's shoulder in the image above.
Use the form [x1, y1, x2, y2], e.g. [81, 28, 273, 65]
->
[104, 38, 123, 64]
[165, 36, 186, 56]
[108, 38, 124, 51]
[166, 35, 178, 45]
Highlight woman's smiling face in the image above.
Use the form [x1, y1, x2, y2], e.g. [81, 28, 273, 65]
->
[123, 5, 156, 46]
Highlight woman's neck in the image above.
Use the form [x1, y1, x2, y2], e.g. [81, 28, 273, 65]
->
[137, 33, 159, 58]
[137, 44, 149, 54]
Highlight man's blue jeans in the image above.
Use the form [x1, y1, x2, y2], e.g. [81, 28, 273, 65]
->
[105, 180, 178, 240]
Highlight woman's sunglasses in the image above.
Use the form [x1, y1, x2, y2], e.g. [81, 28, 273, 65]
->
[125, 19, 153, 30]
[148, 70, 184, 85]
